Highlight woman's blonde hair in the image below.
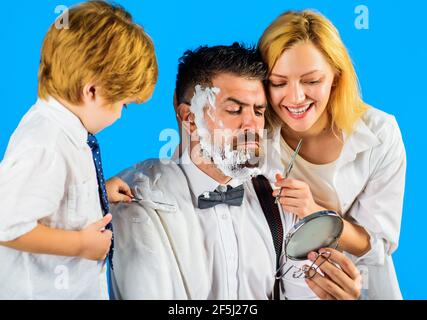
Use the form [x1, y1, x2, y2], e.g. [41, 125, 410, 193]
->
[38, 1, 158, 105]
[258, 10, 369, 134]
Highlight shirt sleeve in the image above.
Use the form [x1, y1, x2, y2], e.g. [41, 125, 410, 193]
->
[347, 116, 406, 266]
[0, 147, 67, 241]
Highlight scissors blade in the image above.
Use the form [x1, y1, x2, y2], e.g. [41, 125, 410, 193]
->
[284, 138, 303, 179]
[275, 138, 303, 203]
[131, 197, 172, 207]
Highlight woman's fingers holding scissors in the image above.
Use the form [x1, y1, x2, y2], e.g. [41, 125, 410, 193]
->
[274, 175, 317, 195]
[272, 187, 300, 199]
[273, 175, 324, 219]
[274, 174, 303, 187]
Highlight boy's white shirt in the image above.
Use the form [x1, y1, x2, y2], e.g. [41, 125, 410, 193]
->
[0, 97, 108, 300]
[110, 151, 318, 300]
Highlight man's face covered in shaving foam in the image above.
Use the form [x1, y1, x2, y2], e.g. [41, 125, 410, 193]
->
[190, 73, 267, 181]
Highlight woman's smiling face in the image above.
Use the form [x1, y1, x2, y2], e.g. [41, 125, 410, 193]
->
[268, 41, 336, 134]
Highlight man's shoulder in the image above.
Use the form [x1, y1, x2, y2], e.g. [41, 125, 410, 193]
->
[118, 158, 183, 182]
[116, 158, 189, 199]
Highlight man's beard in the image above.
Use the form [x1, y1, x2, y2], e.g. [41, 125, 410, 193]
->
[199, 130, 263, 182]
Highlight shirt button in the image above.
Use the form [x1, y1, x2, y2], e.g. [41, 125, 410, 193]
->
[218, 185, 228, 192]
[222, 214, 228, 220]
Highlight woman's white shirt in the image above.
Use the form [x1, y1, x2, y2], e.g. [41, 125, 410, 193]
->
[265, 106, 406, 299]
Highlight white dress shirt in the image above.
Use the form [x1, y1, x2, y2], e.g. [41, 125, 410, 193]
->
[0, 97, 108, 300]
[110, 151, 318, 300]
[265, 106, 406, 299]
[179, 150, 317, 300]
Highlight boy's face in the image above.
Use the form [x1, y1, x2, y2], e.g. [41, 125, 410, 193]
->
[79, 95, 132, 134]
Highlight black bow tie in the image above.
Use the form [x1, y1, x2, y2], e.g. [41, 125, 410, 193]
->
[197, 184, 244, 209]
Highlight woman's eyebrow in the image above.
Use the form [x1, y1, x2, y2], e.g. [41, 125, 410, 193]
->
[269, 73, 287, 79]
[270, 69, 321, 79]
[301, 70, 322, 77]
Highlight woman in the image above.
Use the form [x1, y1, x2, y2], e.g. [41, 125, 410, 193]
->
[258, 10, 406, 299]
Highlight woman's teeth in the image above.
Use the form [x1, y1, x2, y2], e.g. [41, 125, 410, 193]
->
[286, 103, 312, 115]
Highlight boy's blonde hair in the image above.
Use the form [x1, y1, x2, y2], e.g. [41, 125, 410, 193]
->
[258, 10, 369, 134]
[38, 0, 158, 105]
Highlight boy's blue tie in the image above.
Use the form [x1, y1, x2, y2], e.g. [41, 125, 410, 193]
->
[87, 133, 114, 269]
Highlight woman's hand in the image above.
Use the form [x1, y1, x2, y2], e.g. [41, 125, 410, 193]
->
[272, 173, 324, 219]
[305, 248, 362, 300]
[105, 177, 133, 203]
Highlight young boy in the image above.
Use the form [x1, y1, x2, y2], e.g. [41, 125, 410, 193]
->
[0, 1, 157, 299]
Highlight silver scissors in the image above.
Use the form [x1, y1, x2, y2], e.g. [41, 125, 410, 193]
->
[275, 139, 303, 204]
[131, 197, 173, 207]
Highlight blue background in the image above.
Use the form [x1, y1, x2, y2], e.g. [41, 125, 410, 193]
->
[0, 0, 425, 299]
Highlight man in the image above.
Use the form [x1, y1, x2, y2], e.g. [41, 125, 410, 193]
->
[110, 43, 361, 300]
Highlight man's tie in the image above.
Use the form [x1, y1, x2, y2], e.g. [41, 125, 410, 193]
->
[87, 133, 114, 269]
[197, 184, 244, 209]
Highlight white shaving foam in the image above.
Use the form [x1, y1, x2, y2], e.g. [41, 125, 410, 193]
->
[189, 85, 261, 182]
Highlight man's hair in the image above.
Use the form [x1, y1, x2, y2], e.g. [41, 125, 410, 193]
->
[38, 0, 158, 105]
[175, 42, 268, 104]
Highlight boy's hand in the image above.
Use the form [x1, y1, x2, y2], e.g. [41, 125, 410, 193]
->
[106, 177, 133, 203]
[78, 214, 113, 261]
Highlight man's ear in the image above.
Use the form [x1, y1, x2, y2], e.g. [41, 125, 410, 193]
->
[173, 90, 178, 111]
[176, 102, 196, 134]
